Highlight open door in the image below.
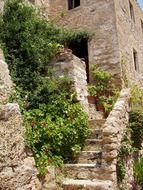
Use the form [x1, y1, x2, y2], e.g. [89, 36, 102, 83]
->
[68, 38, 89, 83]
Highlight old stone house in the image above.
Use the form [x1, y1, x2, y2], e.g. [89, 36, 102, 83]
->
[0, 0, 143, 189]
[33, 0, 143, 87]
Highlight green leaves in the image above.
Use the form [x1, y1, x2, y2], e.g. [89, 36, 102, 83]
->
[88, 65, 119, 116]
[129, 108, 143, 150]
[1, 0, 62, 91]
[134, 157, 143, 186]
[1, 0, 89, 176]
[25, 101, 88, 175]
[24, 76, 88, 176]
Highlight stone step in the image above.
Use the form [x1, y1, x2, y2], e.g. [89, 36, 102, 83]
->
[88, 104, 105, 120]
[64, 164, 105, 180]
[88, 112, 104, 120]
[63, 179, 113, 190]
[88, 129, 103, 139]
[78, 151, 102, 165]
[88, 119, 106, 130]
[83, 139, 102, 151]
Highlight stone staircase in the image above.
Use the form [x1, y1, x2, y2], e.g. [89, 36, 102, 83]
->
[62, 104, 114, 190]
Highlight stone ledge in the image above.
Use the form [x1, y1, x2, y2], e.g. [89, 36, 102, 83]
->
[63, 178, 114, 190]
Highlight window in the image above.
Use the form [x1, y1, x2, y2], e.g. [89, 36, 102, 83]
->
[68, 0, 80, 10]
[129, 1, 135, 22]
[141, 20, 143, 34]
[133, 49, 138, 71]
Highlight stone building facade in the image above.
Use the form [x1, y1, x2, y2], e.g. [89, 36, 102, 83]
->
[34, 0, 143, 87]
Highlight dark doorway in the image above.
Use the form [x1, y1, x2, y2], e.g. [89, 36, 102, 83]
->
[68, 38, 89, 83]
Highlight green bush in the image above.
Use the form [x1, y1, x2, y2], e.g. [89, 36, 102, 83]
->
[0, 0, 89, 176]
[25, 78, 88, 176]
[88, 65, 119, 115]
[129, 107, 143, 150]
[0, 0, 63, 92]
[134, 157, 143, 187]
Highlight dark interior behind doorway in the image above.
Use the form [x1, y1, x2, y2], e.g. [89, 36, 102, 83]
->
[68, 38, 89, 83]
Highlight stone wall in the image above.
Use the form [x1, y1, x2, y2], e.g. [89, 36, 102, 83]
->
[0, 49, 42, 190]
[28, 0, 50, 19]
[102, 89, 131, 189]
[0, 49, 12, 105]
[51, 50, 89, 114]
[114, 0, 143, 86]
[41, 0, 143, 87]
[0, 0, 4, 14]
[48, 0, 122, 86]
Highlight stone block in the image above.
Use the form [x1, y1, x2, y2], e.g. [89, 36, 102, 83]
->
[0, 60, 12, 105]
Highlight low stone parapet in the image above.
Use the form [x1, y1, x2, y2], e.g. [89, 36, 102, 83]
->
[102, 89, 131, 188]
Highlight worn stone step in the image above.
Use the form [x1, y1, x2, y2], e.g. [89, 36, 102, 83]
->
[88, 129, 103, 139]
[78, 151, 102, 165]
[88, 104, 104, 120]
[64, 164, 105, 180]
[88, 111, 104, 120]
[63, 179, 113, 190]
[88, 119, 106, 130]
[83, 139, 102, 151]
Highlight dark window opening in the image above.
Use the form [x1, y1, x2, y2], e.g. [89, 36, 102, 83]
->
[68, 0, 80, 10]
[141, 20, 143, 34]
[68, 38, 89, 83]
[133, 49, 138, 71]
[129, 1, 135, 22]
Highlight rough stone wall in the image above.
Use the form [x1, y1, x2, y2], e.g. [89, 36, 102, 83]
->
[0, 0, 4, 14]
[102, 89, 131, 189]
[0, 49, 42, 190]
[28, 0, 50, 19]
[0, 49, 12, 105]
[114, 0, 143, 86]
[48, 0, 122, 85]
[51, 50, 89, 114]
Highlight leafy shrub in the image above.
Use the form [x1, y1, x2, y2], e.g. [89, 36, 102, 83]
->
[0, 0, 63, 92]
[130, 85, 143, 108]
[134, 157, 143, 187]
[25, 78, 88, 176]
[0, 0, 90, 94]
[129, 107, 143, 150]
[0, 0, 89, 176]
[88, 65, 119, 115]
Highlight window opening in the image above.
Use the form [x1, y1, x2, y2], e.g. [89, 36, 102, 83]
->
[141, 20, 143, 34]
[133, 49, 138, 71]
[129, 1, 135, 22]
[68, 0, 80, 10]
